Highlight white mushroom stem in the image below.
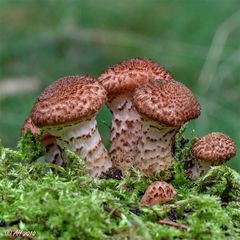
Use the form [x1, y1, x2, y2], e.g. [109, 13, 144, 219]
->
[44, 116, 112, 177]
[190, 159, 222, 180]
[41, 135, 66, 167]
[107, 92, 142, 172]
[134, 117, 179, 176]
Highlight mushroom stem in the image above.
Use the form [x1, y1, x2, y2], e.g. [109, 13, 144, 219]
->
[190, 159, 222, 180]
[108, 92, 142, 171]
[44, 116, 112, 177]
[22, 117, 66, 166]
[134, 117, 179, 176]
[41, 134, 66, 167]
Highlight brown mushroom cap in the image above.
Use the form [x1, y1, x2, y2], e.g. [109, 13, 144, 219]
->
[140, 181, 177, 206]
[98, 58, 173, 96]
[31, 75, 107, 127]
[133, 79, 201, 126]
[192, 132, 236, 162]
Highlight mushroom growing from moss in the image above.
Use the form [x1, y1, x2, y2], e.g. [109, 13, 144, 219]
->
[22, 116, 66, 166]
[133, 79, 201, 176]
[140, 181, 177, 206]
[190, 132, 236, 179]
[98, 58, 173, 172]
[31, 75, 112, 177]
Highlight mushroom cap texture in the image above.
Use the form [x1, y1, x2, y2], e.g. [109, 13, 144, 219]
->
[98, 58, 173, 96]
[140, 181, 177, 206]
[31, 75, 107, 127]
[192, 132, 236, 162]
[133, 79, 201, 126]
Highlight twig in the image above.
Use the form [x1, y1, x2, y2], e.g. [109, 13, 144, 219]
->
[158, 219, 191, 231]
[7, 230, 35, 240]
[102, 204, 122, 218]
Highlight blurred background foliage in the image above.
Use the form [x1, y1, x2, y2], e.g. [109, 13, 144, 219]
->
[0, 0, 239, 170]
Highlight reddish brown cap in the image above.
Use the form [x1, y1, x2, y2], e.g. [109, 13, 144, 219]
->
[133, 79, 201, 126]
[192, 132, 236, 162]
[31, 75, 107, 127]
[98, 58, 173, 96]
[140, 181, 177, 206]
[22, 116, 41, 136]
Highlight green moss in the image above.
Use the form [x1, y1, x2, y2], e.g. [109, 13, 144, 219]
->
[196, 166, 240, 202]
[0, 128, 240, 239]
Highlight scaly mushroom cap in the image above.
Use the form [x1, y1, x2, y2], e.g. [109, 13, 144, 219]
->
[31, 75, 107, 127]
[98, 58, 173, 96]
[140, 181, 177, 206]
[133, 79, 201, 126]
[22, 116, 41, 136]
[192, 132, 236, 163]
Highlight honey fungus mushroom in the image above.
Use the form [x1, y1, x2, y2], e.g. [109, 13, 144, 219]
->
[190, 132, 236, 179]
[133, 79, 201, 176]
[98, 58, 173, 172]
[140, 181, 177, 206]
[22, 116, 66, 166]
[31, 75, 112, 177]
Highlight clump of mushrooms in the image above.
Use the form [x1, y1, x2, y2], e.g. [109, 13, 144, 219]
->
[140, 181, 177, 206]
[190, 132, 236, 179]
[30, 75, 112, 177]
[98, 58, 173, 172]
[20, 58, 237, 184]
[133, 79, 201, 176]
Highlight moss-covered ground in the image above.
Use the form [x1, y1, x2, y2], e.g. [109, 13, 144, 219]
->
[0, 126, 240, 240]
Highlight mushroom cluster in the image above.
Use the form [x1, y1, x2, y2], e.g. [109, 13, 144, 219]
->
[98, 58, 173, 172]
[22, 57, 236, 183]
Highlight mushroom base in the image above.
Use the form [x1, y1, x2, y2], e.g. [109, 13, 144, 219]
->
[41, 135, 66, 167]
[190, 158, 224, 180]
[108, 92, 142, 172]
[134, 117, 179, 176]
[44, 117, 112, 177]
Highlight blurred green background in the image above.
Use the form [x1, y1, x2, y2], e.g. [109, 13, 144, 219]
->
[0, 0, 239, 171]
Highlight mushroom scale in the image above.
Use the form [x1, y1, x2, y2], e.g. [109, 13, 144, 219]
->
[99, 58, 173, 172]
[31, 75, 112, 177]
[140, 181, 177, 206]
[41, 133, 67, 166]
[106, 92, 142, 171]
[133, 79, 201, 175]
[190, 132, 236, 179]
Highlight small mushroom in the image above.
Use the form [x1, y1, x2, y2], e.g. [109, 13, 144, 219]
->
[190, 132, 236, 179]
[98, 58, 173, 172]
[140, 181, 177, 206]
[133, 79, 201, 175]
[31, 75, 112, 177]
[22, 117, 66, 166]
